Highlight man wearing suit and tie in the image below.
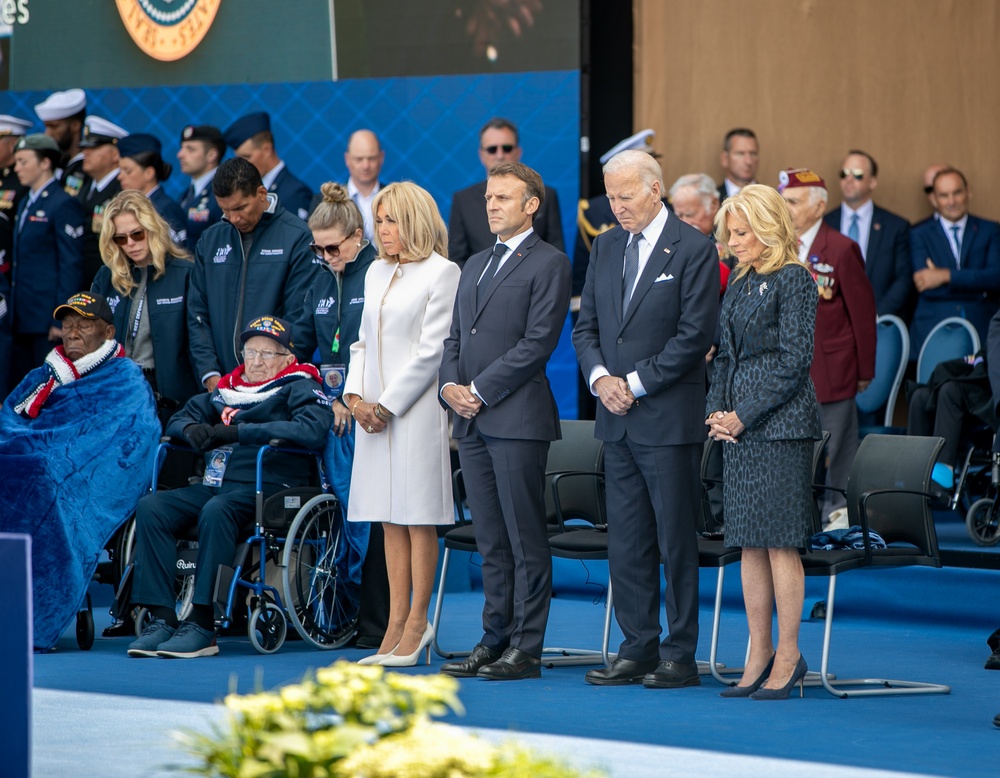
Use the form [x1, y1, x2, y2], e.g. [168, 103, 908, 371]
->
[448, 118, 564, 268]
[439, 161, 571, 681]
[716, 128, 759, 203]
[823, 150, 912, 321]
[910, 168, 1000, 357]
[573, 150, 718, 688]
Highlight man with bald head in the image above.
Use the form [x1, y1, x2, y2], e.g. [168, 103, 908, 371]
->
[344, 129, 385, 242]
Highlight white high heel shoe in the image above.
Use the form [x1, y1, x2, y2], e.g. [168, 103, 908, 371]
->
[380, 622, 434, 667]
[357, 642, 399, 665]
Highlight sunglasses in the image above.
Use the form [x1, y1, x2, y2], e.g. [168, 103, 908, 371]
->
[112, 228, 146, 246]
[923, 185, 935, 195]
[839, 169, 865, 180]
[310, 238, 351, 258]
[482, 144, 516, 155]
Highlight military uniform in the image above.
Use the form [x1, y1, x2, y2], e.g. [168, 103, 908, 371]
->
[180, 178, 222, 249]
[60, 155, 89, 199]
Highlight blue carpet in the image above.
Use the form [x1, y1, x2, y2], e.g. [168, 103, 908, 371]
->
[34, 553, 1000, 778]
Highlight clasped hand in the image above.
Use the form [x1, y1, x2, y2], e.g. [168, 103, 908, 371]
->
[184, 422, 240, 452]
[442, 384, 483, 420]
[344, 393, 388, 434]
[705, 410, 744, 443]
[593, 375, 636, 416]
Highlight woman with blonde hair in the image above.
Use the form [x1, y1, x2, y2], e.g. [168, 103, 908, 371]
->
[705, 184, 822, 700]
[93, 189, 199, 407]
[342, 181, 460, 666]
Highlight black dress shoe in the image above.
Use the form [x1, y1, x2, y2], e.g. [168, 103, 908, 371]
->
[477, 647, 541, 680]
[585, 657, 659, 686]
[642, 660, 700, 689]
[985, 650, 1000, 670]
[440, 644, 502, 677]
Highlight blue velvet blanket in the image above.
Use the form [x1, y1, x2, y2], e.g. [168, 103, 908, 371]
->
[323, 427, 366, 615]
[0, 358, 160, 650]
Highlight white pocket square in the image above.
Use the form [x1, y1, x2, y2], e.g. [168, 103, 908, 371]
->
[654, 273, 674, 283]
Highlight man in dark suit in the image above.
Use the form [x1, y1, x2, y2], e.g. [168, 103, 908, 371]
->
[910, 167, 1000, 357]
[716, 127, 759, 203]
[177, 124, 225, 249]
[823, 150, 912, 321]
[439, 161, 571, 681]
[573, 150, 718, 688]
[448, 117, 564, 268]
[223, 112, 312, 222]
[781, 168, 876, 525]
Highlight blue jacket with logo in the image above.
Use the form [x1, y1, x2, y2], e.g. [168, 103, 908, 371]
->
[292, 241, 376, 373]
[188, 197, 317, 382]
[92, 257, 199, 405]
[11, 178, 85, 333]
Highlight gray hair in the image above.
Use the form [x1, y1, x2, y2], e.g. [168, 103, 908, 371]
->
[669, 173, 718, 210]
[603, 149, 663, 192]
[807, 186, 829, 207]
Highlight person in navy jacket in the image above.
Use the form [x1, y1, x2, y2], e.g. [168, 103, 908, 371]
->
[92, 190, 198, 407]
[187, 157, 317, 392]
[117, 133, 188, 250]
[910, 168, 1000, 357]
[223, 112, 312, 222]
[8, 133, 84, 389]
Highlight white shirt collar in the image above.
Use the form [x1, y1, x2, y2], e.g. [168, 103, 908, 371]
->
[843, 199, 874, 221]
[939, 213, 969, 232]
[191, 167, 217, 197]
[93, 168, 121, 193]
[261, 160, 285, 191]
[798, 218, 823, 260]
[348, 177, 380, 200]
[635, 203, 669, 247]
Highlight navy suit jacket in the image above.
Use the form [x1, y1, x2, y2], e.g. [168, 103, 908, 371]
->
[824, 203, 912, 320]
[573, 209, 718, 446]
[440, 231, 571, 441]
[448, 180, 564, 268]
[269, 166, 313, 222]
[909, 213, 1000, 354]
[12, 179, 85, 333]
[180, 180, 223, 249]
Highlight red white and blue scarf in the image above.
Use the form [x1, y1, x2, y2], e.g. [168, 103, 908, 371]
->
[215, 362, 321, 420]
[14, 339, 125, 419]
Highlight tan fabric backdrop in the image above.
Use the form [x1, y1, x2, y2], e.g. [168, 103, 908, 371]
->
[635, 0, 1000, 223]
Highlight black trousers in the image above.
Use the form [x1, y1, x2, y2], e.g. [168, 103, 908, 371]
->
[908, 383, 967, 467]
[132, 483, 257, 611]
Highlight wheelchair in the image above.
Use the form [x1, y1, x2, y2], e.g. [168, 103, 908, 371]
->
[960, 439, 1000, 547]
[118, 437, 358, 653]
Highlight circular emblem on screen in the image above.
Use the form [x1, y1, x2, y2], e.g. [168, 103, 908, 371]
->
[116, 0, 222, 62]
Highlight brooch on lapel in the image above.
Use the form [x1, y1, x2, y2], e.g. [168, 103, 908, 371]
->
[758, 281, 768, 296]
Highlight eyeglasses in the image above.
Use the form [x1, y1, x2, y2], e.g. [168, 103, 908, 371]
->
[112, 228, 147, 246]
[482, 144, 516, 155]
[839, 169, 865, 180]
[242, 348, 290, 362]
[923, 185, 935, 195]
[310, 238, 350, 259]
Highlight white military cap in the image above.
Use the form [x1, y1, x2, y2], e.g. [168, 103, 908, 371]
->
[80, 116, 129, 147]
[34, 88, 87, 122]
[599, 129, 657, 165]
[0, 115, 33, 136]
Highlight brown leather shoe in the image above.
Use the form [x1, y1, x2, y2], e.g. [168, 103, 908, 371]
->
[440, 644, 502, 678]
[477, 647, 541, 680]
[585, 657, 659, 686]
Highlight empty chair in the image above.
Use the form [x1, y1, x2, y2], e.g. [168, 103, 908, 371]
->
[856, 314, 909, 434]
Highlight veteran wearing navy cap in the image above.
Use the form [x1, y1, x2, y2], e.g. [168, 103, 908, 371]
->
[77, 116, 128, 286]
[223, 112, 312, 222]
[779, 167, 876, 527]
[117, 133, 188, 248]
[7, 134, 85, 391]
[35, 88, 88, 198]
[177, 124, 225, 247]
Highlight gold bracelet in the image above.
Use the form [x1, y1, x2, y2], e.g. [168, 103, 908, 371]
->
[350, 399, 361, 417]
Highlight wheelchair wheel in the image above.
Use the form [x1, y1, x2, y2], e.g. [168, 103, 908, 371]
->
[281, 494, 358, 649]
[966, 498, 1000, 546]
[248, 601, 287, 654]
[76, 594, 95, 650]
[132, 572, 196, 638]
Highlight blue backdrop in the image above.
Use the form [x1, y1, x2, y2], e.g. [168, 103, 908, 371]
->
[1, 70, 582, 417]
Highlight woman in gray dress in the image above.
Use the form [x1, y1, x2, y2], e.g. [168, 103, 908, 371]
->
[706, 184, 822, 700]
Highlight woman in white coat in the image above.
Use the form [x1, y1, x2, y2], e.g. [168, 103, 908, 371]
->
[342, 181, 460, 666]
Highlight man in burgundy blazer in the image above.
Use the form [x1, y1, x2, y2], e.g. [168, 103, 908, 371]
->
[782, 169, 876, 523]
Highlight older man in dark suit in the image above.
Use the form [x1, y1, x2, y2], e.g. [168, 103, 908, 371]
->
[439, 161, 571, 681]
[823, 150, 912, 322]
[910, 168, 1000, 357]
[573, 150, 718, 688]
[448, 118, 564, 268]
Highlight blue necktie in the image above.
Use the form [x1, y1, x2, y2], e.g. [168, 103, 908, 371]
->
[847, 213, 860, 243]
[622, 235, 642, 312]
[951, 225, 962, 266]
[477, 243, 508, 306]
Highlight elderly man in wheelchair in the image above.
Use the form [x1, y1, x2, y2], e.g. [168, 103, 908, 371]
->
[0, 292, 160, 651]
[128, 315, 333, 658]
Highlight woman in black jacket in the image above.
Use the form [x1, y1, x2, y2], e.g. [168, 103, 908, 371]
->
[93, 190, 199, 408]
